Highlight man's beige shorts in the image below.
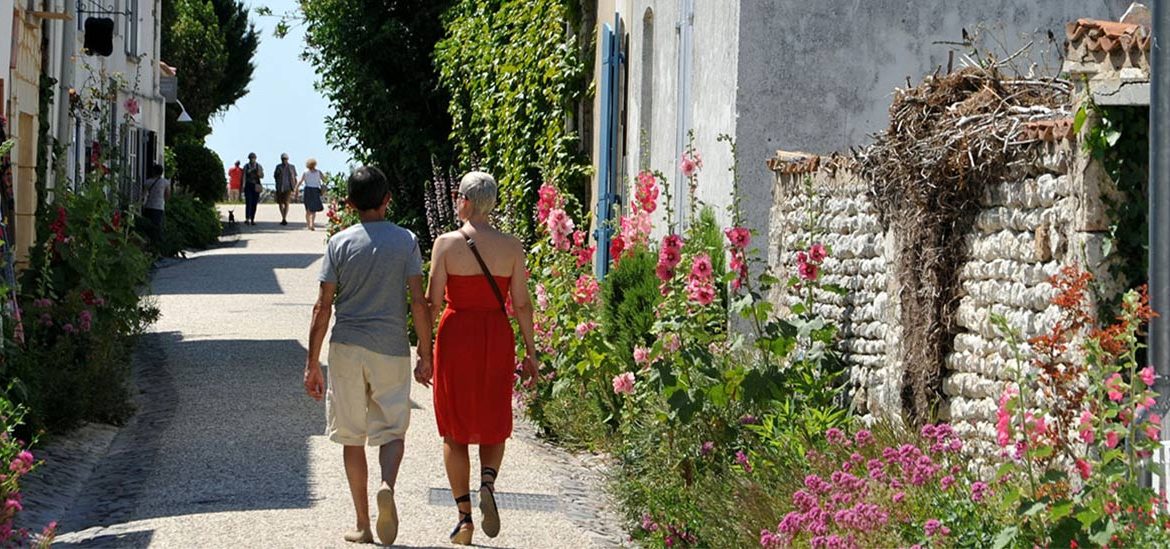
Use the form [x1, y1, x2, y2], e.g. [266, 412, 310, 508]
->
[326, 343, 411, 446]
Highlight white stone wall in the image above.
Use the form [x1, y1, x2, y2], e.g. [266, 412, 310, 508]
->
[767, 141, 1113, 456]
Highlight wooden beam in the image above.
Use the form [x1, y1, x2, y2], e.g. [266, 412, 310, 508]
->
[29, 11, 73, 21]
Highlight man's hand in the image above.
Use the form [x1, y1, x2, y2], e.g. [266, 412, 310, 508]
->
[304, 361, 325, 400]
[520, 355, 539, 382]
[413, 355, 433, 388]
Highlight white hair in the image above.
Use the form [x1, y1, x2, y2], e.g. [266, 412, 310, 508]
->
[459, 171, 498, 217]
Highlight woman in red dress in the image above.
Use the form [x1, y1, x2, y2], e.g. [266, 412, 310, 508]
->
[418, 171, 539, 545]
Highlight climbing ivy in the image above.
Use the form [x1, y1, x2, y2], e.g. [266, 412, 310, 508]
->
[1076, 103, 1148, 290]
[434, 0, 592, 241]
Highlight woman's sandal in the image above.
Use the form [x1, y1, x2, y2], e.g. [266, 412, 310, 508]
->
[479, 467, 501, 538]
[450, 494, 474, 545]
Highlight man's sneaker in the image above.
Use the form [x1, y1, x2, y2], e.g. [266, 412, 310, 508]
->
[375, 485, 398, 545]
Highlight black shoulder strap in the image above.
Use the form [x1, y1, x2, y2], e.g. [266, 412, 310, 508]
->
[459, 230, 507, 314]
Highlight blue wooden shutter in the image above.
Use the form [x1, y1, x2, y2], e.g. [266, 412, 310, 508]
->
[595, 14, 624, 279]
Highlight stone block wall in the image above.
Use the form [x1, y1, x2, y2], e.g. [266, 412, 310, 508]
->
[766, 141, 1116, 455]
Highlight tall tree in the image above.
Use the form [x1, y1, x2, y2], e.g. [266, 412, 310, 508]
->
[210, 0, 260, 112]
[297, 0, 454, 242]
[162, 0, 227, 140]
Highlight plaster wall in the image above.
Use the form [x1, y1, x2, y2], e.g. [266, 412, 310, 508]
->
[736, 0, 1132, 259]
[1, 1, 13, 109]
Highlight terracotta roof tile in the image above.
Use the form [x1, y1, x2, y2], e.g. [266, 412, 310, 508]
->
[1066, 18, 1150, 53]
[767, 151, 820, 175]
[1018, 118, 1075, 143]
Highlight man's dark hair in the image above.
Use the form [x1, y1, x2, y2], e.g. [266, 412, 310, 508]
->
[347, 166, 390, 211]
[148, 163, 164, 178]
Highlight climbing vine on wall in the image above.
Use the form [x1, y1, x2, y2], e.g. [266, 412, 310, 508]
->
[434, 0, 592, 241]
[1077, 103, 1148, 293]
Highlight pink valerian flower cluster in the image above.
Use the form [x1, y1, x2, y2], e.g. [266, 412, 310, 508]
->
[612, 371, 635, 395]
[796, 242, 828, 282]
[7, 451, 32, 475]
[573, 274, 600, 305]
[762, 425, 968, 548]
[735, 450, 753, 473]
[657, 234, 685, 296]
[686, 253, 717, 306]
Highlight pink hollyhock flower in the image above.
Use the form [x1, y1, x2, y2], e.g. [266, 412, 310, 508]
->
[635, 171, 660, 213]
[620, 210, 652, 247]
[612, 372, 635, 395]
[609, 235, 625, 264]
[1106, 373, 1125, 402]
[1106, 430, 1121, 448]
[1075, 458, 1092, 480]
[655, 264, 674, 283]
[1147, 424, 1161, 440]
[686, 280, 716, 306]
[662, 234, 684, 252]
[1138, 396, 1157, 415]
[546, 209, 575, 251]
[576, 321, 599, 337]
[690, 253, 713, 280]
[797, 260, 819, 281]
[680, 152, 701, 178]
[537, 184, 560, 223]
[124, 97, 140, 116]
[735, 450, 752, 472]
[1142, 366, 1157, 387]
[663, 333, 681, 353]
[535, 284, 549, 309]
[1080, 428, 1095, 444]
[725, 227, 751, 250]
[572, 230, 586, 248]
[4, 498, 21, 512]
[574, 245, 595, 268]
[808, 242, 827, 263]
[633, 346, 651, 365]
[658, 247, 682, 270]
[573, 275, 600, 305]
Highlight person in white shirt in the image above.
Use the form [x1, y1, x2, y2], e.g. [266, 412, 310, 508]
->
[142, 163, 172, 249]
[296, 158, 326, 231]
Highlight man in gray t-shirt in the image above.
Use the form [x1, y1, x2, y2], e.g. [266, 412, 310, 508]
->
[304, 166, 434, 545]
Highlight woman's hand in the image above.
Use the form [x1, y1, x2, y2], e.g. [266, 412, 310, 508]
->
[414, 355, 433, 388]
[520, 355, 539, 382]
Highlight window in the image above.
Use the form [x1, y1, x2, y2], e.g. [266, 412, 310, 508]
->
[124, 0, 139, 57]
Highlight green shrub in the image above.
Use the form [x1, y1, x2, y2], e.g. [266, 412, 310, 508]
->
[600, 246, 660, 366]
[156, 192, 221, 256]
[173, 140, 226, 203]
[11, 185, 157, 432]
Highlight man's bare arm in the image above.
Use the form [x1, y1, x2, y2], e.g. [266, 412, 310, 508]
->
[304, 282, 335, 400]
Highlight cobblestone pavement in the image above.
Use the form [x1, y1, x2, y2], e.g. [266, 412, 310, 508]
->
[22, 204, 627, 548]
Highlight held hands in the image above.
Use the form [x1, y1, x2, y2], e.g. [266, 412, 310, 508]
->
[304, 360, 325, 401]
[413, 355, 433, 388]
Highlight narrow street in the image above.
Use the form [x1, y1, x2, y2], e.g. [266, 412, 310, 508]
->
[23, 204, 623, 548]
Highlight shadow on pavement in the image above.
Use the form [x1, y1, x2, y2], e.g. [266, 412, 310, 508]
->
[116, 333, 323, 522]
[150, 253, 320, 295]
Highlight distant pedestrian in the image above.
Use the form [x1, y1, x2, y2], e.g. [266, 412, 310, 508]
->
[273, 153, 298, 226]
[303, 166, 434, 545]
[243, 153, 263, 225]
[227, 160, 242, 202]
[142, 163, 172, 248]
[296, 158, 325, 231]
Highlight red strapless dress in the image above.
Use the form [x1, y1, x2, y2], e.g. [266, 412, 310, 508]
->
[433, 274, 515, 445]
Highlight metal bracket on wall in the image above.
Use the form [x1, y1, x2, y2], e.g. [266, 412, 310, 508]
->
[76, 0, 130, 17]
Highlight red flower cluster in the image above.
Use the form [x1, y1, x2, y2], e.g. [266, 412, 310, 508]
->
[796, 243, 827, 282]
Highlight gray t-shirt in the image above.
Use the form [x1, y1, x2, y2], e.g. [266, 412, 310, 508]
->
[319, 221, 423, 357]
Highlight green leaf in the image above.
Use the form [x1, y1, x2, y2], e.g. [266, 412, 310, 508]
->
[1073, 104, 1088, 134]
[1105, 129, 1122, 147]
[1020, 501, 1047, 517]
[992, 526, 1019, 549]
[1049, 501, 1074, 521]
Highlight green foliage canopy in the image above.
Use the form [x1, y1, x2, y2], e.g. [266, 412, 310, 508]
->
[298, 0, 455, 244]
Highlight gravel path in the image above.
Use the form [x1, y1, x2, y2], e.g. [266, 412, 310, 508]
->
[24, 204, 625, 548]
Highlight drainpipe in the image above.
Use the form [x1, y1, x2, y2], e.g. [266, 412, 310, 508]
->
[1149, 0, 1170, 503]
[673, 0, 693, 232]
